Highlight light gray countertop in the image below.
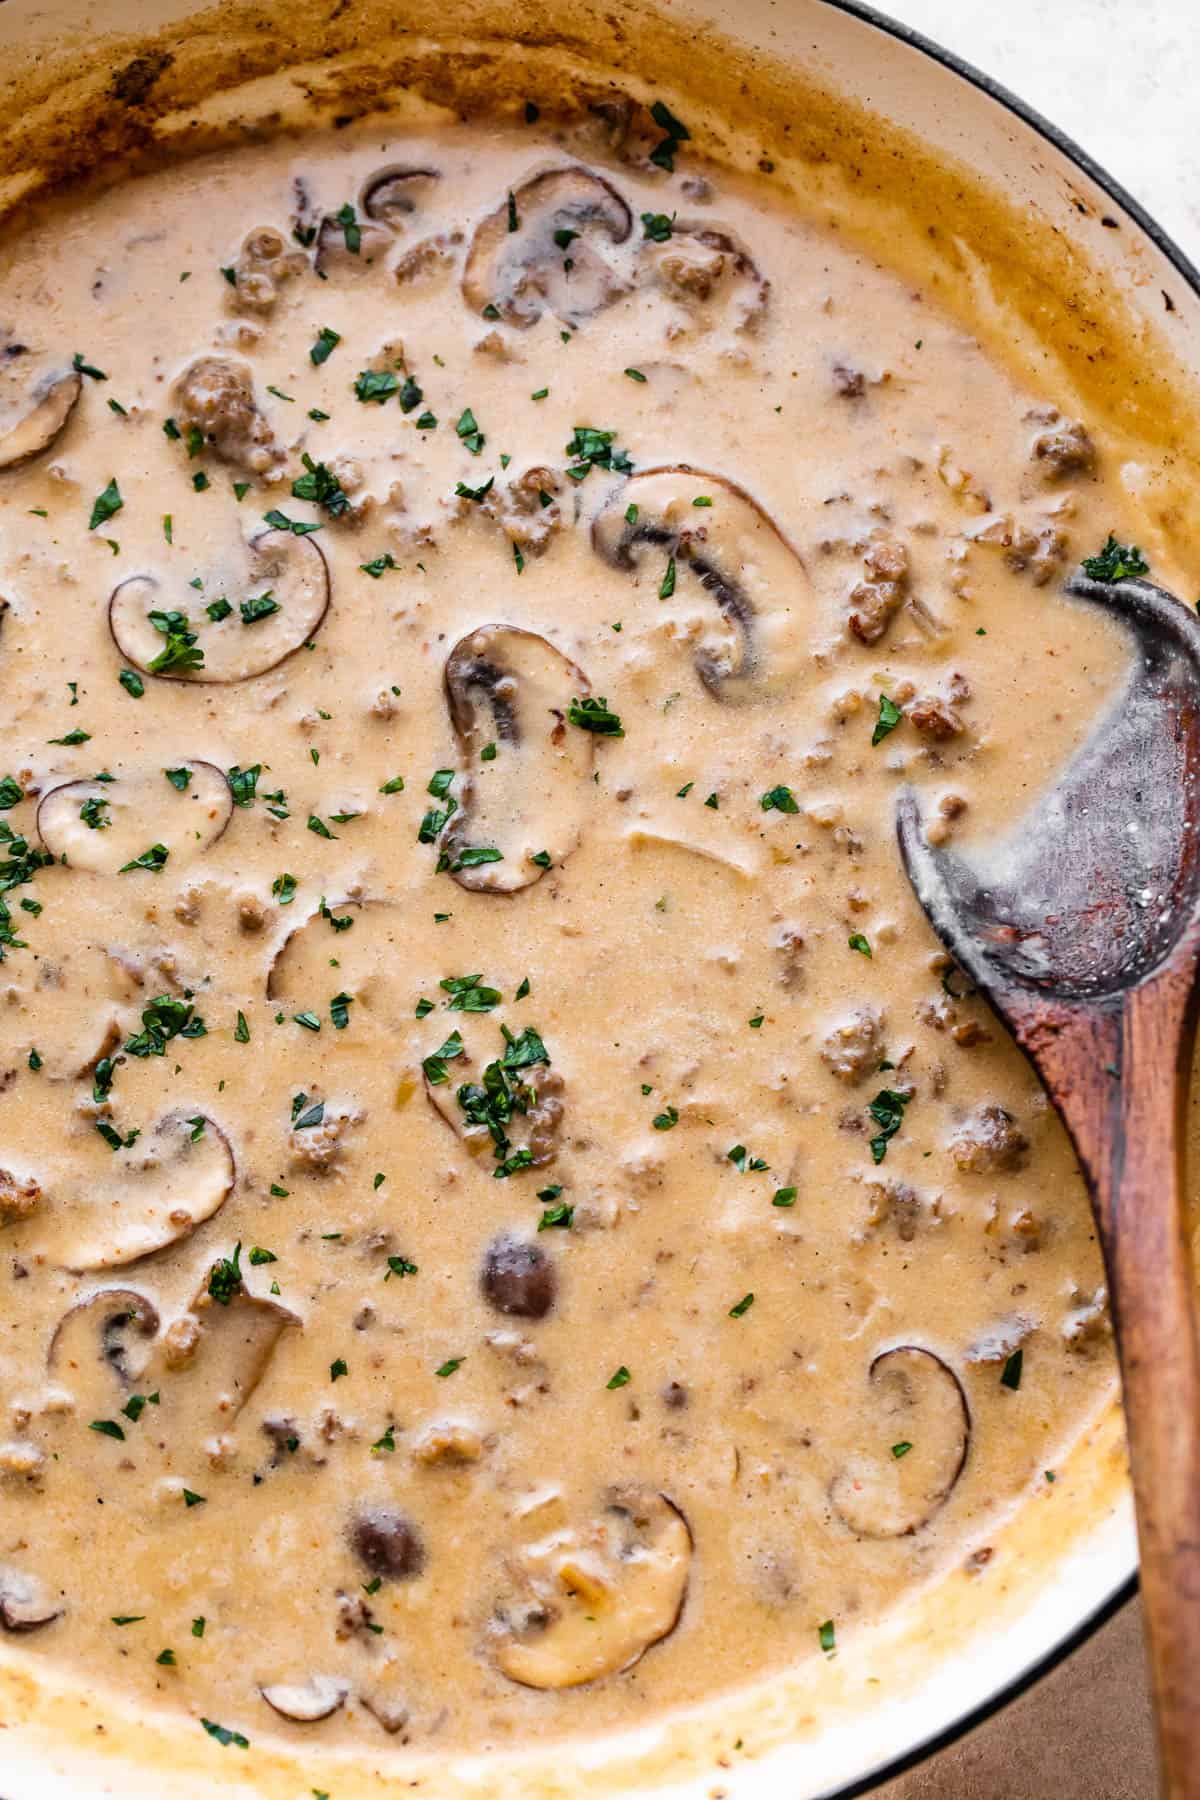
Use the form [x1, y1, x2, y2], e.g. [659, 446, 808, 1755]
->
[864, 12, 1177, 1796]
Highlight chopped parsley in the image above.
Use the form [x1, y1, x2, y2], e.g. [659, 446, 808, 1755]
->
[648, 97, 690, 171]
[641, 211, 674, 241]
[729, 1292, 755, 1318]
[310, 325, 341, 365]
[606, 1366, 631, 1390]
[1001, 1348, 1024, 1391]
[867, 1088, 910, 1164]
[88, 479, 123, 530]
[118, 843, 169, 874]
[760, 784, 799, 814]
[564, 424, 633, 480]
[848, 933, 872, 957]
[207, 1242, 243, 1306]
[455, 406, 485, 455]
[354, 368, 400, 404]
[1081, 535, 1149, 583]
[872, 694, 903, 745]
[568, 695, 624, 737]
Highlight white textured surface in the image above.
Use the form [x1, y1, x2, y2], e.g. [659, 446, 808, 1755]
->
[870, 6, 1174, 1793]
[881, 0, 1200, 266]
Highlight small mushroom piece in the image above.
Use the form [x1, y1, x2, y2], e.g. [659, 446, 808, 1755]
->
[462, 167, 632, 327]
[830, 1346, 970, 1539]
[480, 1235, 557, 1319]
[17, 945, 143, 1080]
[592, 468, 811, 704]
[362, 165, 440, 226]
[0, 1568, 61, 1633]
[646, 224, 769, 331]
[442, 624, 593, 891]
[349, 1506, 426, 1580]
[47, 1288, 160, 1412]
[37, 763, 233, 874]
[33, 1111, 234, 1271]
[495, 1488, 691, 1689]
[0, 363, 81, 470]
[260, 1676, 349, 1722]
[109, 529, 330, 683]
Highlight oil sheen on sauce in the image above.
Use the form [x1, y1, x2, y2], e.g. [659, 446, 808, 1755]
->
[0, 108, 1136, 1755]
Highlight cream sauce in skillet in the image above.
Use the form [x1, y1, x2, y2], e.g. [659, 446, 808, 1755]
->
[0, 103, 1139, 1754]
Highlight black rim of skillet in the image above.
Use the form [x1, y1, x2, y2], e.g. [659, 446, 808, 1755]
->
[800, 0, 1188, 1792]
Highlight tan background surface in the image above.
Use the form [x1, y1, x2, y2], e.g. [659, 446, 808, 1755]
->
[864, 5, 1193, 1796]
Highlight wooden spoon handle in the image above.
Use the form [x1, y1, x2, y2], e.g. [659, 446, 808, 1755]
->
[1100, 983, 1200, 1798]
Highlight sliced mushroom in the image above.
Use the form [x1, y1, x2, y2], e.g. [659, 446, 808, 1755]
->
[165, 1285, 299, 1426]
[172, 355, 282, 475]
[494, 1488, 690, 1688]
[481, 1235, 557, 1319]
[462, 167, 632, 327]
[0, 1567, 61, 1633]
[441, 624, 593, 891]
[830, 1346, 970, 1539]
[349, 1506, 426, 1580]
[18, 944, 142, 1080]
[592, 468, 811, 704]
[362, 166, 440, 226]
[0, 362, 81, 471]
[37, 763, 232, 874]
[109, 529, 329, 683]
[47, 1288, 160, 1414]
[34, 1110, 234, 1271]
[266, 899, 402, 1017]
[646, 224, 769, 331]
[260, 1676, 348, 1723]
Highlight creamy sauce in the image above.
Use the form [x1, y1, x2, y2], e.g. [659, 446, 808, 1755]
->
[0, 108, 1138, 1755]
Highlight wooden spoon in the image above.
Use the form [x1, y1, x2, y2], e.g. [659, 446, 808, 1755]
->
[898, 570, 1200, 1799]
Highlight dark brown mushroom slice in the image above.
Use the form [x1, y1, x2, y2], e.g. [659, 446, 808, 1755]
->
[0, 365, 81, 471]
[349, 1506, 426, 1580]
[646, 223, 770, 330]
[442, 624, 593, 891]
[37, 762, 233, 874]
[480, 1235, 557, 1319]
[109, 528, 330, 684]
[592, 467, 811, 704]
[362, 165, 440, 226]
[0, 1568, 61, 1633]
[495, 1488, 691, 1688]
[47, 1288, 161, 1409]
[33, 1110, 235, 1272]
[830, 1345, 970, 1539]
[462, 166, 633, 327]
[260, 1676, 349, 1722]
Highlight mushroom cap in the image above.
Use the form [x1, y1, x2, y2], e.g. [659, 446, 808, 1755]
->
[108, 529, 330, 684]
[0, 365, 81, 470]
[348, 1506, 426, 1580]
[362, 165, 440, 226]
[495, 1488, 691, 1689]
[592, 466, 813, 704]
[30, 1110, 235, 1271]
[37, 762, 233, 874]
[47, 1287, 161, 1404]
[480, 1235, 557, 1319]
[462, 166, 632, 327]
[0, 1567, 61, 1633]
[169, 1285, 300, 1427]
[441, 623, 593, 892]
[830, 1345, 971, 1538]
[260, 1675, 349, 1723]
